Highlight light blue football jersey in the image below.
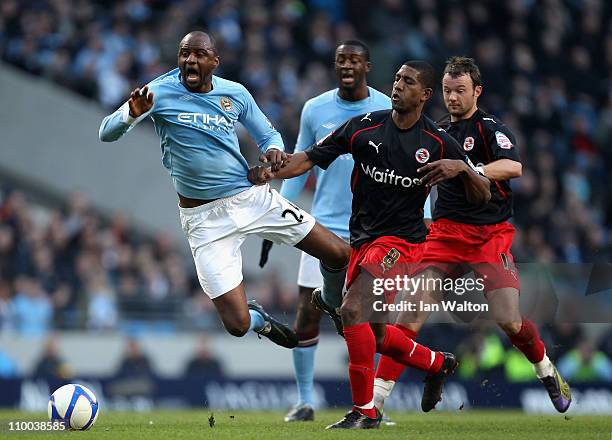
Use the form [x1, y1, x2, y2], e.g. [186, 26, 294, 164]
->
[99, 68, 284, 200]
[281, 87, 435, 238]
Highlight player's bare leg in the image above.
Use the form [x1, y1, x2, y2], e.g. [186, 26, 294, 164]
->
[211, 282, 298, 348]
[294, 283, 323, 350]
[486, 287, 571, 412]
[295, 223, 350, 335]
[295, 222, 349, 269]
[484, 287, 522, 334]
[284, 285, 322, 422]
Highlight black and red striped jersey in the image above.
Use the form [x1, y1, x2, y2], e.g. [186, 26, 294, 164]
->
[436, 108, 521, 224]
[305, 110, 471, 248]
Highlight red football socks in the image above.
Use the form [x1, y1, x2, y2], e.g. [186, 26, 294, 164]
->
[507, 317, 545, 363]
[378, 324, 444, 373]
[375, 324, 418, 381]
[344, 323, 378, 418]
[345, 323, 445, 419]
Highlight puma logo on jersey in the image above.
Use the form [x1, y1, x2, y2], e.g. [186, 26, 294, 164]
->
[368, 140, 382, 153]
[361, 113, 372, 122]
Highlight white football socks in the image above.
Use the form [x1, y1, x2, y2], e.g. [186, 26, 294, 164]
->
[355, 399, 375, 410]
[534, 353, 554, 379]
[373, 378, 396, 411]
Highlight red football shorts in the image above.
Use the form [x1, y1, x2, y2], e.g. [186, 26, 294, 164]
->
[420, 219, 520, 291]
[346, 235, 424, 296]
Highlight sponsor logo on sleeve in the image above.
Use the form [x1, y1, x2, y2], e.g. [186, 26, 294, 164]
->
[495, 131, 513, 149]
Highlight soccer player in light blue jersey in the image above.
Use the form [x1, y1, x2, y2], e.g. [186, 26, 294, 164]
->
[99, 31, 350, 350]
[256, 41, 432, 422]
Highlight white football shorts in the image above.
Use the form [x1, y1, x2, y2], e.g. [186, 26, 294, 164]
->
[296, 252, 323, 289]
[296, 233, 348, 289]
[179, 184, 315, 299]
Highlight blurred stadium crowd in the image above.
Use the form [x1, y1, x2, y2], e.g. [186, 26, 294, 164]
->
[0, 188, 294, 333]
[1, 0, 610, 260]
[0, 0, 611, 380]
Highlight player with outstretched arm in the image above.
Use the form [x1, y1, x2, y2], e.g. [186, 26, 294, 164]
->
[258, 40, 430, 423]
[99, 31, 350, 351]
[249, 61, 491, 429]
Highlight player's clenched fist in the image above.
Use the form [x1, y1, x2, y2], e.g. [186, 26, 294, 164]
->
[418, 159, 469, 187]
[128, 85, 154, 118]
[248, 166, 274, 185]
[259, 148, 287, 172]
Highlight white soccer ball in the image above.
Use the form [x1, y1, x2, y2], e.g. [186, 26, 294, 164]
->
[48, 384, 100, 430]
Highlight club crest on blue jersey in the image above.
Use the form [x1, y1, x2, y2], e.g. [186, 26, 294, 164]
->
[220, 97, 233, 112]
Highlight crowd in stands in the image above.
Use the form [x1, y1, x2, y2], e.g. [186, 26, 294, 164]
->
[0, 187, 298, 333]
[1, 0, 610, 262]
[0, 0, 611, 381]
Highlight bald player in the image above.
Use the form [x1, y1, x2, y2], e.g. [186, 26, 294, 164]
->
[100, 31, 350, 352]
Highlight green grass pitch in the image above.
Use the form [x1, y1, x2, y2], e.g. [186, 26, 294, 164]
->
[0, 409, 609, 439]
